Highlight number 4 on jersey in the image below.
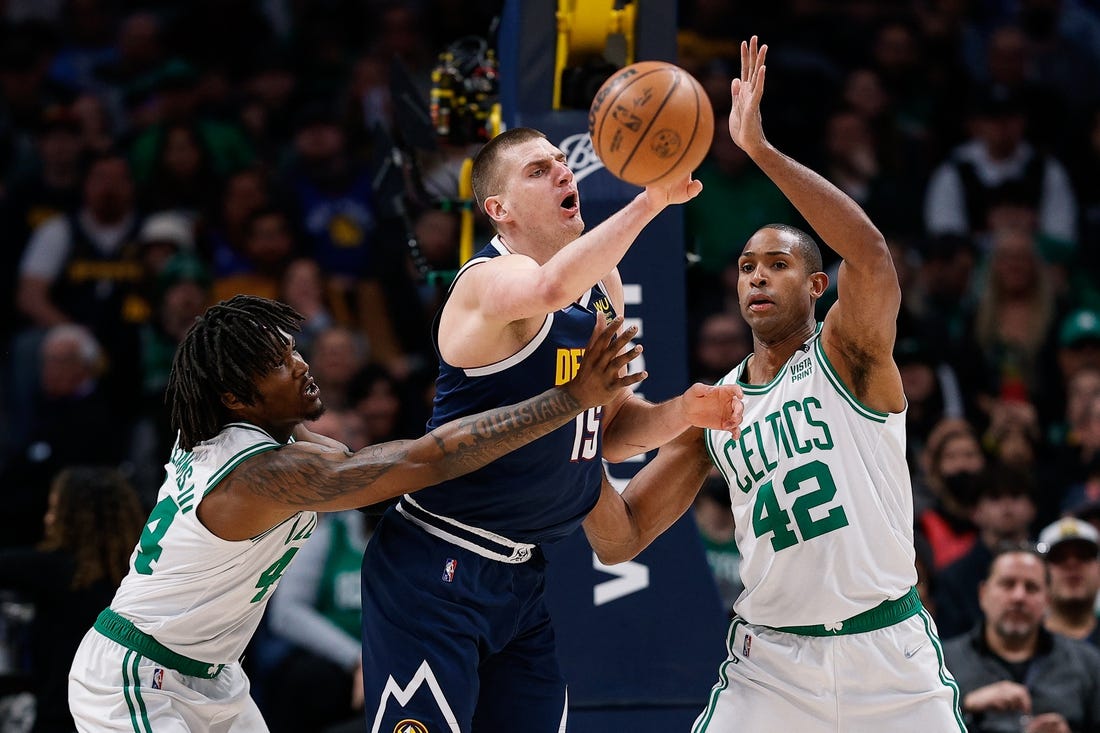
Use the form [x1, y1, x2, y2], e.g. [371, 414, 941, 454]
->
[752, 460, 849, 551]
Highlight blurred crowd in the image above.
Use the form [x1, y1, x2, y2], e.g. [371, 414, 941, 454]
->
[1, 0, 1100, 731]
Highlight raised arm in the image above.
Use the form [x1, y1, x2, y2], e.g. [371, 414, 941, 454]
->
[730, 36, 902, 409]
[485, 192, 698, 323]
[583, 427, 713, 565]
[202, 318, 646, 539]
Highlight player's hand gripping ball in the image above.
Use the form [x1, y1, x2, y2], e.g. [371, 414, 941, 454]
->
[588, 61, 714, 187]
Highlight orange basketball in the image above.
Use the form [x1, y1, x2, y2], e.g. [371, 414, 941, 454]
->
[587, 61, 714, 187]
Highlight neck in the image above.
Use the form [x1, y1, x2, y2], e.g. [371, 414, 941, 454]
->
[748, 323, 815, 384]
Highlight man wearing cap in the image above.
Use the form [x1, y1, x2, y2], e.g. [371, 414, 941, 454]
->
[1042, 518, 1100, 647]
[1058, 309, 1100, 384]
[943, 545, 1100, 732]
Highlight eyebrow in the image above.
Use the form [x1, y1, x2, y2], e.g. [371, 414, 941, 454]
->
[521, 151, 566, 172]
[740, 250, 793, 259]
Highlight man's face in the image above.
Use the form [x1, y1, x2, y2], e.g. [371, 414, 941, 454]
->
[736, 228, 817, 338]
[490, 137, 583, 246]
[1047, 540, 1100, 607]
[242, 338, 325, 429]
[83, 157, 134, 222]
[979, 552, 1048, 644]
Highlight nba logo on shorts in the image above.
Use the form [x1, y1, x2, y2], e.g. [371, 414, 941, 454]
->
[151, 668, 164, 690]
[742, 634, 752, 658]
[442, 558, 457, 583]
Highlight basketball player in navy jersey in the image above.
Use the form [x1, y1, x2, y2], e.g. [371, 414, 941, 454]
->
[359, 128, 745, 732]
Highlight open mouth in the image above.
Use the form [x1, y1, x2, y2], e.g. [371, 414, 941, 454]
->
[747, 294, 773, 310]
[303, 378, 320, 398]
[560, 193, 577, 211]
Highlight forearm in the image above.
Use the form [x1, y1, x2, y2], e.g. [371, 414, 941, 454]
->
[602, 394, 690, 463]
[240, 383, 588, 513]
[747, 143, 886, 264]
[584, 428, 711, 564]
[537, 192, 664, 310]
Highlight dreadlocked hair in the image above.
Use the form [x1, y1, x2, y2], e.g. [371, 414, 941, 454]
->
[167, 295, 304, 450]
[39, 467, 146, 591]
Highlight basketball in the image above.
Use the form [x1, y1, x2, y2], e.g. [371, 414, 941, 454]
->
[588, 61, 714, 187]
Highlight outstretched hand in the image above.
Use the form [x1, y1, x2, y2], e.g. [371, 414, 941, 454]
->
[643, 175, 703, 208]
[680, 382, 744, 437]
[729, 35, 768, 155]
[567, 316, 646, 408]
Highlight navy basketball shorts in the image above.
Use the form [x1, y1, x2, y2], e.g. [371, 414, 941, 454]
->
[360, 511, 569, 733]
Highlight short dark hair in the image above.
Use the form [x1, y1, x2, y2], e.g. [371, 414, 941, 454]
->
[757, 223, 824, 273]
[471, 127, 547, 212]
[166, 295, 304, 450]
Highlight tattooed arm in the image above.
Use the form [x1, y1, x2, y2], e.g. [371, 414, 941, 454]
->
[200, 318, 646, 540]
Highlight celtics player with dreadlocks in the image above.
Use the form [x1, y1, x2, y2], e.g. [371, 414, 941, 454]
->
[68, 294, 644, 732]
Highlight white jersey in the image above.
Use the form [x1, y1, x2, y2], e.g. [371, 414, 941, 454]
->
[109, 422, 317, 664]
[705, 326, 916, 627]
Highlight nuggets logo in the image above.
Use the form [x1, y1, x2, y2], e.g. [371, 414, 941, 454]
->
[394, 720, 429, 733]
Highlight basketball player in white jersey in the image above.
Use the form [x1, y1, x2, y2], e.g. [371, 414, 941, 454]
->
[67, 295, 646, 733]
[684, 38, 966, 731]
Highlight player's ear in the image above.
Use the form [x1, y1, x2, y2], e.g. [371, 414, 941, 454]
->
[483, 194, 507, 223]
[809, 271, 829, 298]
[221, 392, 246, 411]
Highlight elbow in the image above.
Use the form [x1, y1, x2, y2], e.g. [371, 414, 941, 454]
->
[593, 543, 639, 566]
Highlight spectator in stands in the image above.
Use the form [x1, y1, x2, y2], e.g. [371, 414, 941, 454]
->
[209, 205, 298, 304]
[968, 225, 1063, 410]
[279, 257, 336, 357]
[305, 326, 368, 412]
[692, 473, 742, 617]
[2, 324, 127, 547]
[934, 462, 1038, 639]
[0, 104, 85, 348]
[0, 466, 145, 733]
[1056, 308, 1100, 387]
[264, 511, 373, 733]
[944, 544, 1100, 733]
[14, 149, 145, 414]
[923, 86, 1078, 259]
[915, 417, 989, 570]
[1040, 517, 1100, 647]
[689, 311, 752, 386]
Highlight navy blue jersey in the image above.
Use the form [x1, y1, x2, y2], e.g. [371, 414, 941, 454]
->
[411, 237, 618, 543]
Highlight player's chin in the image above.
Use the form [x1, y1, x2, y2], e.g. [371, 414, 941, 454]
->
[305, 400, 326, 422]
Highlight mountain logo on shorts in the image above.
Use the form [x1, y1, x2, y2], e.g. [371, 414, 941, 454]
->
[394, 720, 429, 733]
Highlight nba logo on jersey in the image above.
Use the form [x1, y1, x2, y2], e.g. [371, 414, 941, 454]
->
[151, 668, 164, 690]
[742, 634, 752, 658]
[442, 558, 457, 583]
